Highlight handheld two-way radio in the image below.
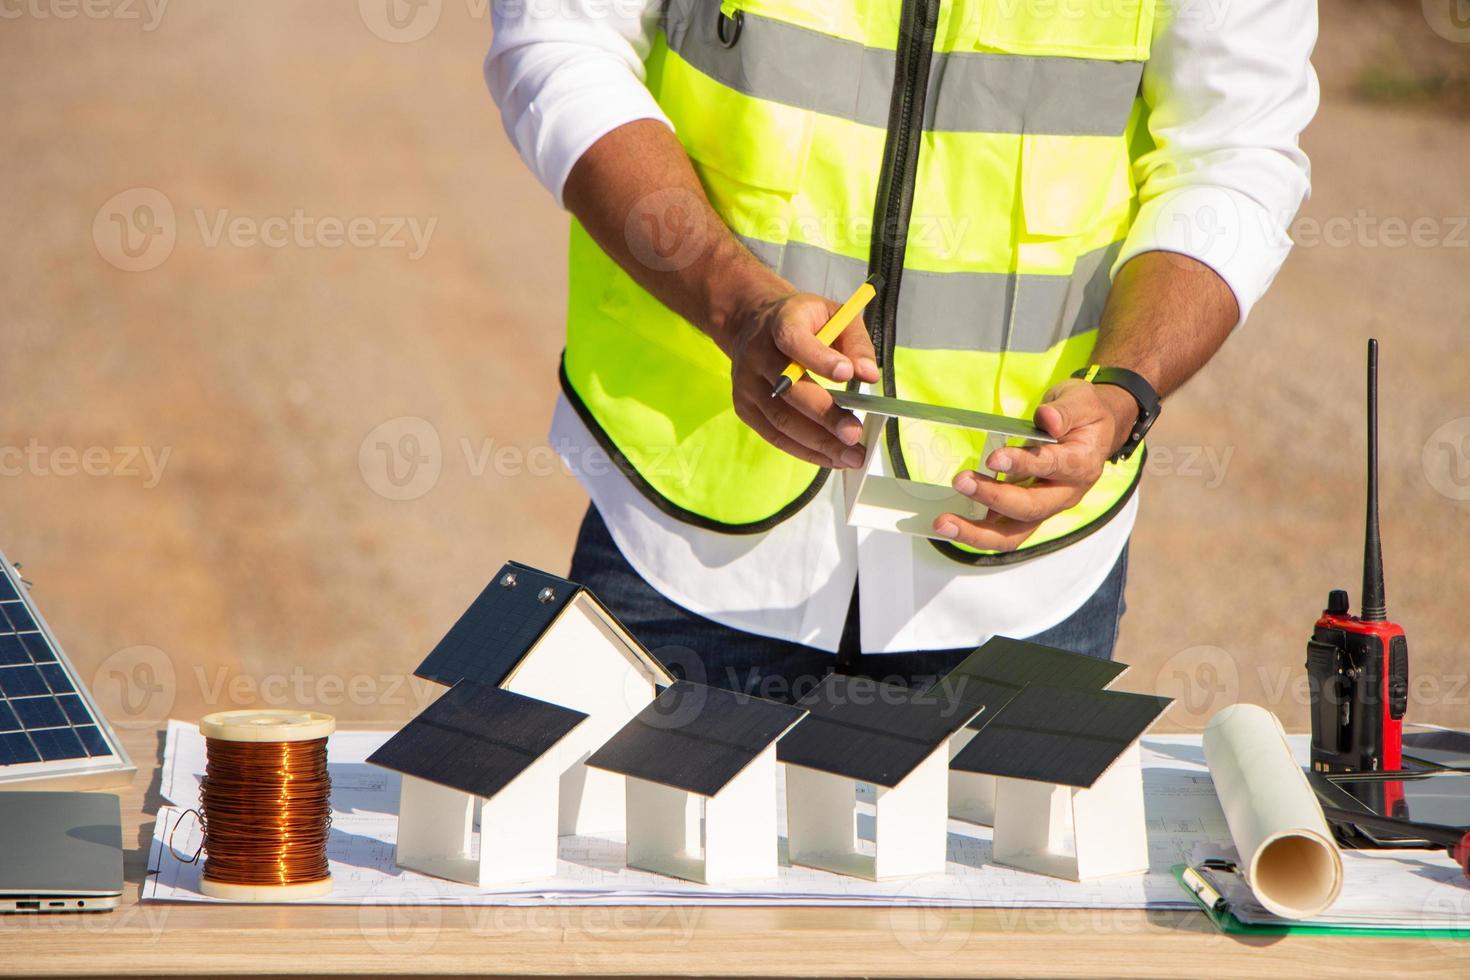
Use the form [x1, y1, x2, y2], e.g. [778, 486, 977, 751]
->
[1306, 340, 1410, 802]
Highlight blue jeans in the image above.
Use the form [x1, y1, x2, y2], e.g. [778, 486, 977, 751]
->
[568, 506, 1128, 703]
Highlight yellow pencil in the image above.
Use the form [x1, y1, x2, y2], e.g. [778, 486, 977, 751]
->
[769, 274, 884, 398]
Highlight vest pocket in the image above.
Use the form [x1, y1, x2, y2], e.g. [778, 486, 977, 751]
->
[660, 0, 813, 248]
[1019, 134, 1133, 241]
[976, 0, 1155, 62]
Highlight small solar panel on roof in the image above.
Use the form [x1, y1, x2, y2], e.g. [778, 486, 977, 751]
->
[587, 681, 804, 796]
[777, 674, 983, 787]
[368, 679, 588, 800]
[951, 685, 1172, 788]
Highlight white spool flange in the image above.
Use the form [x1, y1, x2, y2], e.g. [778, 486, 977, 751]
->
[198, 708, 336, 743]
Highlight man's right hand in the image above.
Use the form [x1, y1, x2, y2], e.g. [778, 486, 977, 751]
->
[563, 119, 879, 469]
[714, 287, 880, 469]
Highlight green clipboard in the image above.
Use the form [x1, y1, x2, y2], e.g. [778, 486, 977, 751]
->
[1172, 864, 1470, 939]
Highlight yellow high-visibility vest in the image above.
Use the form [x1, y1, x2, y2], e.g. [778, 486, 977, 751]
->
[562, 0, 1155, 563]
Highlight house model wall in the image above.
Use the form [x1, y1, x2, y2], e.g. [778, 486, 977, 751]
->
[829, 391, 1055, 538]
[587, 681, 805, 885]
[367, 679, 588, 887]
[931, 636, 1129, 826]
[777, 674, 981, 881]
[951, 684, 1171, 882]
[412, 562, 673, 837]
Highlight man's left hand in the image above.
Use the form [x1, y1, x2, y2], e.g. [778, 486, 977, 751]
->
[933, 379, 1139, 552]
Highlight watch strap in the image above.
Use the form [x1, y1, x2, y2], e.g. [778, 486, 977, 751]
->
[1071, 365, 1160, 463]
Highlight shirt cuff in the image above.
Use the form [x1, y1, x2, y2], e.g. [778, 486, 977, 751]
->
[501, 60, 672, 209]
[1111, 186, 1294, 328]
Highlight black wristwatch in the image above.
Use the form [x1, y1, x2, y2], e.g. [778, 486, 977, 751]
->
[1070, 365, 1160, 463]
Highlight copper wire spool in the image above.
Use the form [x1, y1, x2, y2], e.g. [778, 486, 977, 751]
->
[195, 709, 336, 901]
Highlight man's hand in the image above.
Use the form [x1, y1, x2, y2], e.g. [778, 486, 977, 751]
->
[932, 379, 1139, 551]
[563, 120, 880, 469]
[928, 249, 1240, 552]
[715, 288, 881, 469]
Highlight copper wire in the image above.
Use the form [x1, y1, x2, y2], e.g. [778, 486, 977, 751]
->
[198, 736, 332, 887]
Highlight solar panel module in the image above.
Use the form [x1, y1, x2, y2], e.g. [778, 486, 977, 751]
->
[0, 550, 135, 789]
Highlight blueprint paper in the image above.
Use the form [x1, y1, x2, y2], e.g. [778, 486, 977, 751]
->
[147, 721, 1470, 924]
[146, 721, 1227, 908]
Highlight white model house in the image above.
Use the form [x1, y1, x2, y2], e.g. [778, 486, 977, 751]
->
[412, 561, 673, 836]
[828, 390, 1056, 538]
[777, 674, 981, 881]
[586, 681, 805, 884]
[951, 684, 1172, 881]
[933, 636, 1128, 825]
[367, 679, 588, 886]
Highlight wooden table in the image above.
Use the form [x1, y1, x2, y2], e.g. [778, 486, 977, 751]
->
[5, 728, 1467, 978]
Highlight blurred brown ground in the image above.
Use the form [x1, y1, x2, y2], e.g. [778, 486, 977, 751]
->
[0, 0, 1466, 733]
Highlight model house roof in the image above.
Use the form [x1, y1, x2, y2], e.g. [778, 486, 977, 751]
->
[586, 681, 805, 797]
[776, 674, 983, 788]
[412, 561, 671, 689]
[930, 636, 1129, 730]
[950, 684, 1172, 788]
[367, 679, 587, 799]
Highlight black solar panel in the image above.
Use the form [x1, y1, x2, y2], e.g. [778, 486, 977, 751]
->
[950, 685, 1172, 788]
[777, 674, 984, 788]
[412, 562, 579, 688]
[930, 636, 1129, 731]
[587, 681, 805, 796]
[367, 678, 588, 799]
[0, 560, 119, 771]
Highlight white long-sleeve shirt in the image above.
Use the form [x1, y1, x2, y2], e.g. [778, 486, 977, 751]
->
[486, 0, 1319, 653]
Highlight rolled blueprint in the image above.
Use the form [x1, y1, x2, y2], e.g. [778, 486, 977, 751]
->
[1202, 703, 1343, 919]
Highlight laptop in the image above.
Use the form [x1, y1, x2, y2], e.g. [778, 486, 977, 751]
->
[0, 791, 123, 913]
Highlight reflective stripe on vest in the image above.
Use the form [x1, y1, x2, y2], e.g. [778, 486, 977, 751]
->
[562, 0, 1155, 561]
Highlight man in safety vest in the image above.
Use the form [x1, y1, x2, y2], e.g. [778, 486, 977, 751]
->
[486, 0, 1318, 699]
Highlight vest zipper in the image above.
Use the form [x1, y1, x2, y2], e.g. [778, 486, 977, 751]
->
[865, 0, 942, 372]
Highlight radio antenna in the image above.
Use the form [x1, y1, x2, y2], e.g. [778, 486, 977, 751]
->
[1361, 339, 1387, 622]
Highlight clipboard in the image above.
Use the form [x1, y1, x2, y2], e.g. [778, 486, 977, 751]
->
[1173, 863, 1470, 939]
